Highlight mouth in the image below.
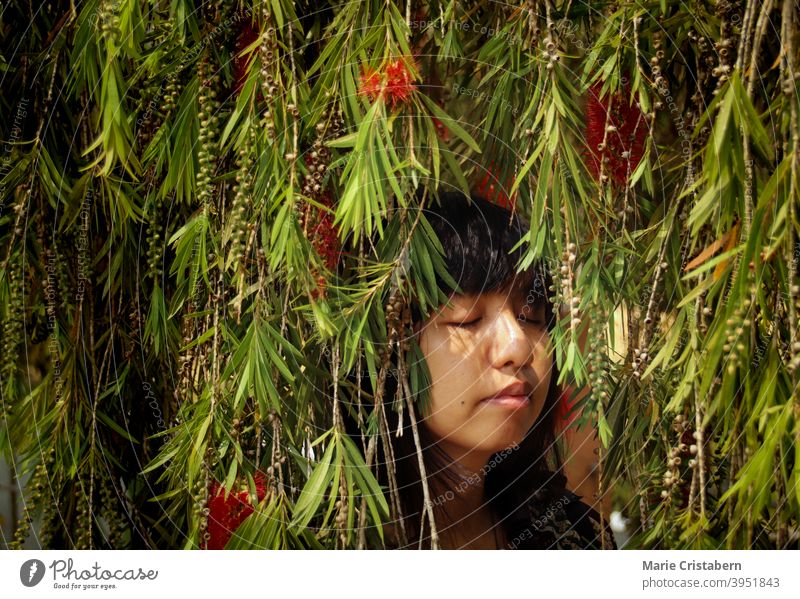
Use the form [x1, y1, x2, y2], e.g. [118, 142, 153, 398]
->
[481, 395, 531, 409]
[480, 381, 534, 409]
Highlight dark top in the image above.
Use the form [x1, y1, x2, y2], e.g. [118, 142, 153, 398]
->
[383, 474, 616, 550]
[504, 484, 616, 550]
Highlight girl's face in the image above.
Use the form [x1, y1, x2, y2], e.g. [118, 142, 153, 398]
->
[415, 286, 554, 472]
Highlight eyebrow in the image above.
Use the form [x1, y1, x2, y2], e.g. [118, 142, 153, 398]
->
[434, 293, 477, 317]
[438, 297, 470, 315]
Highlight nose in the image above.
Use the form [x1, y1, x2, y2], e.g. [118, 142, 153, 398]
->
[488, 305, 533, 369]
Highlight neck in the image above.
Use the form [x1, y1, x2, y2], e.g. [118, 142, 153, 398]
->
[427, 447, 498, 547]
[432, 459, 486, 516]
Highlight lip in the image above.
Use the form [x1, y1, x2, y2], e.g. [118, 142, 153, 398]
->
[482, 395, 531, 409]
[480, 381, 533, 408]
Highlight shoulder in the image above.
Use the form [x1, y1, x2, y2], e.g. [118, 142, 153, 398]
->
[506, 479, 616, 550]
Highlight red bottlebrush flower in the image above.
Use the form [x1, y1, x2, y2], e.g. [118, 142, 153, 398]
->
[384, 58, 417, 107]
[309, 216, 339, 301]
[358, 66, 383, 102]
[474, 160, 517, 209]
[584, 80, 647, 188]
[312, 221, 340, 271]
[203, 471, 268, 550]
[305, 189, 341, 272]
[310, 274, 328, 301]
[232, 19, 260, 97]
[357, 57, 418, 109]
[297, 174, 340, 301]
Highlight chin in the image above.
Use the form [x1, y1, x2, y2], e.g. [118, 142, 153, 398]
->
[492, 419, 535, 446]
[476, 431, 526, 455]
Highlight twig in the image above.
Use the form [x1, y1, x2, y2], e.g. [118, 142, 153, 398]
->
[399, 355, 438, 549]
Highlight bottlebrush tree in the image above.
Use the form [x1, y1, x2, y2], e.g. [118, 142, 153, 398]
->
[1, 0, 798, 550]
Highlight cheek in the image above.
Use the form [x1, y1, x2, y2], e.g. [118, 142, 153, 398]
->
[422, 345, 465, 407]
[419, 328, 470, 387]
[535, 351, 553, 387]
[417, 333, 473, 427]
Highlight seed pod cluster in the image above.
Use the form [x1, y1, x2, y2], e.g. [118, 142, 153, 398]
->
[381, 276, 412, 368]
[722, 283, 754, 376]
[301, 105, 343, 201]
[524, 0, 542, 48]
[586, 302, 611, 403]
[1, 251, 24, 415]
[194, 448, 214, 548]
[134, 84, 162, 149]
[124, 302, 142, 361]
[2, 188, 31, 394]
[73, 477, 94, 549]
[228, 126, 258, 270]
[100, 474, 128, 548]
[259, 8, 278, 141]
[660, 414, 695, 505]
[541, 33, 560, 70]
[264, 452, 287, 480]
[229, 414, 270, 472]
[38, 495, 56, 549]
[712, 0, 738, 95]
[162, 74, 182, 114]
[175, 321, 195, 405]
[646, 31, 667, 118]
[196, 59, 220, 212]
[788, 283, 800, 373]
[210, 0, 236, 22]
[631, 346, 650, 379]
[335, 476, 349, 547]
[633, 259, 668, 378]
[10, 451, 54, 549]
[548, 243, 580, 336]
[98, 0, 121, 41]
[687, 29, 715, 147]
[147, 204, 164, 280]
[230, 415, 242, 442]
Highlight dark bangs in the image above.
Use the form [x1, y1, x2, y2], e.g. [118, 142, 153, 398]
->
[411, 189, 553, 329]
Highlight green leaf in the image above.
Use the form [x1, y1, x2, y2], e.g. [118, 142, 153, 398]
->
[419, 93, 482, 153]
[292, 437, 337, 529]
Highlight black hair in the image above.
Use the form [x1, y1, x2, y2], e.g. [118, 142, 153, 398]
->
[408, 187, 550, 323]
[344, 188, 565, 549]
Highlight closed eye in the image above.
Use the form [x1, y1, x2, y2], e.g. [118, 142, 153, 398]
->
[448, 318, 481, 328]
[520, 317, 545, 325]
[519, 304, 546, 326]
